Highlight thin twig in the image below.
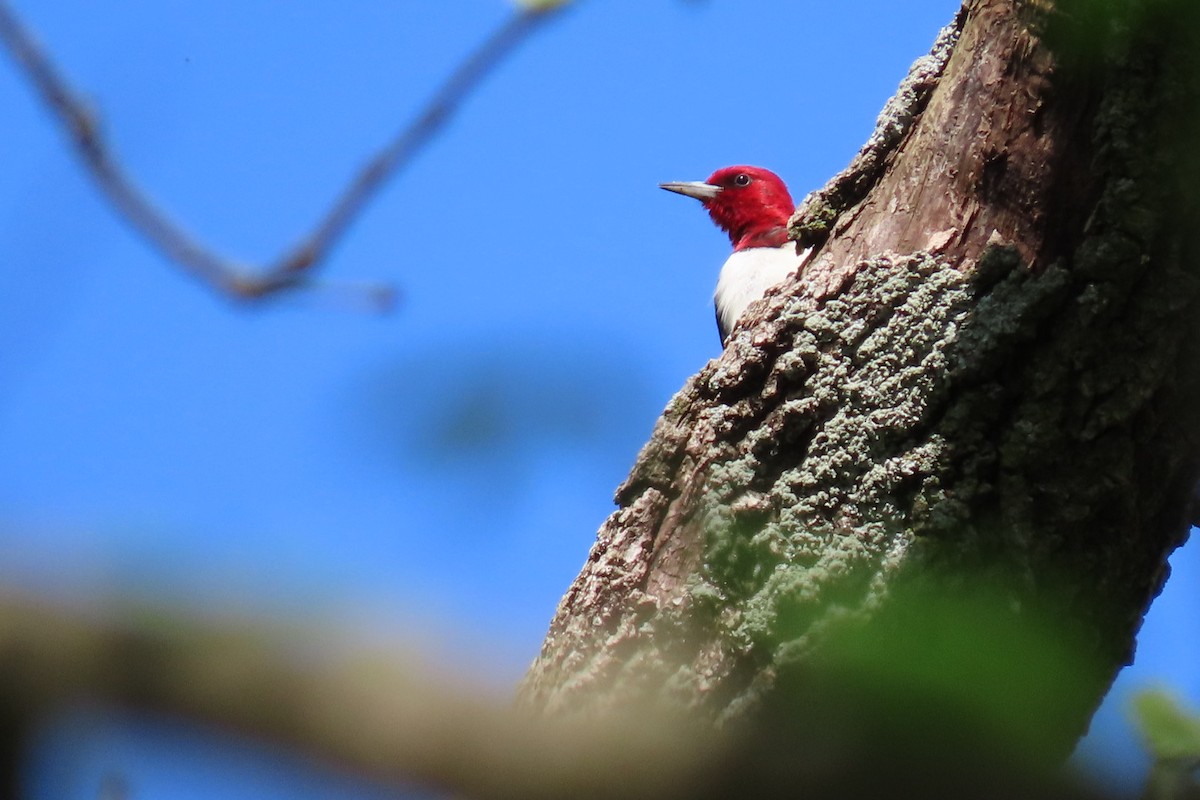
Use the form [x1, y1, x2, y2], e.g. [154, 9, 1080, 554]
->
[0, 3, 564, 309]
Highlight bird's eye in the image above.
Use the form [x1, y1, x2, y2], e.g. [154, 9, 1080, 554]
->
[733, 173, 752, 187]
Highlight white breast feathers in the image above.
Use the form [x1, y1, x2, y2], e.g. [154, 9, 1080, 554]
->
[714, 243, 812, 344]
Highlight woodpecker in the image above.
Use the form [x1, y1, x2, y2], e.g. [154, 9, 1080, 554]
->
[661, 166, 811, 345]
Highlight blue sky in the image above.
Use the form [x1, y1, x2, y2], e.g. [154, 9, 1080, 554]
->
[1, 0, 1197, 796]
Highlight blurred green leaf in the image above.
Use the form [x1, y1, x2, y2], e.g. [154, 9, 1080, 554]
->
[1132, 689, 1200, 763]
[791, 580, 1108, 764]
[1043, 0, 1200, 68]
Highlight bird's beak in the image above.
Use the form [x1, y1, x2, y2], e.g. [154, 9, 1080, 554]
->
[659, 181, 722, 201]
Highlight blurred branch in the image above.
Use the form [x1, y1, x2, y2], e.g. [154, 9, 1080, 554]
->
[0, 594, 713, 800]
[0, 593, 1117, 800]
[0, 2, 564, 309]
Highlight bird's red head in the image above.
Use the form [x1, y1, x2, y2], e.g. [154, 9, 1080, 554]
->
[660, 165, 794, 251]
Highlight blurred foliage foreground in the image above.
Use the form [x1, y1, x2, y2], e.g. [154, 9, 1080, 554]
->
[0, 574, 1187, 799]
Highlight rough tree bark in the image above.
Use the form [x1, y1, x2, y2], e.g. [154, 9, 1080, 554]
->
[521, 0, 1200, 767]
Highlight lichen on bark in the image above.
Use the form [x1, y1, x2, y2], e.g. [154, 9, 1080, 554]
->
[522, 0, 1200, 763]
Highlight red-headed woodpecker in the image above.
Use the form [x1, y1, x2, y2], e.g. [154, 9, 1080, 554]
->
[661, 166, 812, 345]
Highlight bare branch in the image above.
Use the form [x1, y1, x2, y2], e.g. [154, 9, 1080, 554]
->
[0, 3, 563, 308]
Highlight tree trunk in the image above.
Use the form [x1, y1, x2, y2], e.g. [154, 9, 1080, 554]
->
[521, 0, 1200, 765]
